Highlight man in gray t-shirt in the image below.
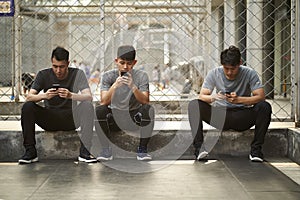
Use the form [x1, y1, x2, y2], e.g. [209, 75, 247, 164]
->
[95, 45, 154, 161]
[188, 45, 272, 162]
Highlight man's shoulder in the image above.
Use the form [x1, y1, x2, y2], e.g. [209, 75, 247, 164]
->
[37, 68, 52, 76]
[68, 67, 81, 74]
[133, 69, 148, 76]
[239, 65, 257, 75]
[207, 66, 223, 75]
[103, 69, 117, 76]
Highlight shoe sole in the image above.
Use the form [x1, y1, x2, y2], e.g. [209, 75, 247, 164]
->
[197, 151, 208, 160]
[96, 156, 113, 161]
[249, 154, 263, 162]
[137, 156, 152, 161]
[78, 156, 97, 163]
[18, 157, 39, 164]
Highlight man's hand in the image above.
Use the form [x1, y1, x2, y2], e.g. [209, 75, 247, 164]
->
[211, 91, 227, 102]
[226, 92, 237, 104]
[120, 72, 134, 88]
[57, 88, 73, 99]
[45, 88, 59, 99]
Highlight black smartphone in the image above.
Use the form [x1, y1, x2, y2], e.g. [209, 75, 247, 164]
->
[52, 83, 60, 90]
[225, 91, 231, 95]
[121, 71, 128, 76]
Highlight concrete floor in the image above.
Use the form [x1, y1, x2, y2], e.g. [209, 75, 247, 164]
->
[0, 156, 300, 200]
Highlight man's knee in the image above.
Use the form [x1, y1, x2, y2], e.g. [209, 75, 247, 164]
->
[256, 101, 272, 115]
[95, 105, 110, 120]
[139, 104, 155, 120]
[21, 101, 36, 113]
[79, 101, 94, 111]
[188, 99, 207, 112]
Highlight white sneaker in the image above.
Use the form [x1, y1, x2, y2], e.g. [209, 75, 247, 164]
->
[249, 154, 263, 162]
[197, 151, 209, 160]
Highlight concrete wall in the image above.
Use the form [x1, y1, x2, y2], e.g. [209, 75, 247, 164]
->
[0, 128, 294, 162]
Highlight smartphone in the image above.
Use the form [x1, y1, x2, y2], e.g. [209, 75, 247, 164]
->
[52, 83, 60, 90]
[225, 91, 231, 95]
[121, 71, 128, 76]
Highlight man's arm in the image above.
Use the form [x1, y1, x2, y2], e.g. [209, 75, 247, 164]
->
[228, 88, 265, 105]
[26, 88, 58, 102]
[100, 73, 150, 105]
[26, 87, 93, 102]
[199, 87, 265, 106]
[65, 88, 93, 101]
[131, 84, 150, 104]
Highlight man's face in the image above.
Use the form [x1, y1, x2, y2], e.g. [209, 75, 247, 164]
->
[51, 57, 69, 80]
[115, 58, 137, 72]
[223, 64, 240, 80]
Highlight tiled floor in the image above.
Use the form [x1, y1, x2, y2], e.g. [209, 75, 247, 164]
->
[0, 156, 300, 200]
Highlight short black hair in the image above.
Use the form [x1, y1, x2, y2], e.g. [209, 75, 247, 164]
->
[220, 45, 241, 66]
[117, 45, 136, 61]
[51, 46, 69, 62]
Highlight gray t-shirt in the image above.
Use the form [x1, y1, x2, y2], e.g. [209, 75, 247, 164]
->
[100, 68, 149, 110]
[202, 65, 263, 108]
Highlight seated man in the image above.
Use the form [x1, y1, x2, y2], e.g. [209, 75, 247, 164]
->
[188, 45, 272, 162]
[19, 46, 97, 164]
[95, 45, 154, 161]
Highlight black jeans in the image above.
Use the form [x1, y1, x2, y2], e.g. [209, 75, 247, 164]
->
[95, 104, 155, 149]
[21, 101, 95, 150]
[188, 99, 272, 152]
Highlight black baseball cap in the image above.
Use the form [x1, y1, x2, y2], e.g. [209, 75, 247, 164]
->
[117, 45, 136, 61]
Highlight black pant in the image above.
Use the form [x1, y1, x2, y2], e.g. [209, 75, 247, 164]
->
[21, 101, 95, 150]
[188, 99, 272, 152]
[95, 104, 155, 149]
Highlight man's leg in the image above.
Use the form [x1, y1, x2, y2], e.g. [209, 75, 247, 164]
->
[135, 104, 155, 160]
[188, 100, 212, 149]
[188, 99, 213, 159]
[95, 105, 114, 161]
[74, 101, 97, 163]
[20, 101, 65, 163]
[250, 101, 272, 160]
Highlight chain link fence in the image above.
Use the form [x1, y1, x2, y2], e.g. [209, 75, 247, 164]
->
[0, 0, 297, 122]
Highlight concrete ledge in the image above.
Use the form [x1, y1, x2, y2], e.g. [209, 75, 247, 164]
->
[288, 128, 300, 164]
[0, 127, 295, 162]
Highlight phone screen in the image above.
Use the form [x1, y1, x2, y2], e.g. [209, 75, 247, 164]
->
[121, 71, 128, 76]
[52, 83, 60, 90]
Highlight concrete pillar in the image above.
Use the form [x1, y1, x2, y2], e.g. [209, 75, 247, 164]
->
[211, 7, 222, 70]
[224, 0, 236, 47]
[262, 1, 275, 99]
[14, 0, 22, 102]
[246, 0, 263, 78]
[236, 0, 247, 63]
[292, 0, 300, 126]
[99, 0, 105, 73]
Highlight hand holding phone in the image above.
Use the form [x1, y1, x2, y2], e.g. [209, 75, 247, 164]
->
[52, 83, 60, 91]
[120, 71, 128, 77]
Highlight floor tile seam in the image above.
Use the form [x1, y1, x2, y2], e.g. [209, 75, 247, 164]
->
[222, 161, 255, 200]
[24, 163, 63, 199]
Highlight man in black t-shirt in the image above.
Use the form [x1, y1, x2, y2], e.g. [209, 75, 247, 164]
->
[19, 47, 97, 164]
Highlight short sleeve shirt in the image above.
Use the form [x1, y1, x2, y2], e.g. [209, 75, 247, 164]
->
[100, 68, 149, 110]
[202, 65, 263, 108]
[32, 68, 89, 109]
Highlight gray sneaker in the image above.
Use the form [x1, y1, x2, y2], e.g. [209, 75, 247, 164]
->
[137, 146, 152, 161]
[97, 148, 113, 161]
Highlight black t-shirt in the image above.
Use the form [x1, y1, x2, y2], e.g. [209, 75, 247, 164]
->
[31, 68, 89, 109]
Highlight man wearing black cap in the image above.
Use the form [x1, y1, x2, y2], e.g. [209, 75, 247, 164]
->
[95, 45, 154, 161]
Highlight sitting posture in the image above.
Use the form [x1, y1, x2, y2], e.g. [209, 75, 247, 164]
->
[188, 45, 272, 162]
[95, 45, 154, 161]
[19, 46, 97, 164]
